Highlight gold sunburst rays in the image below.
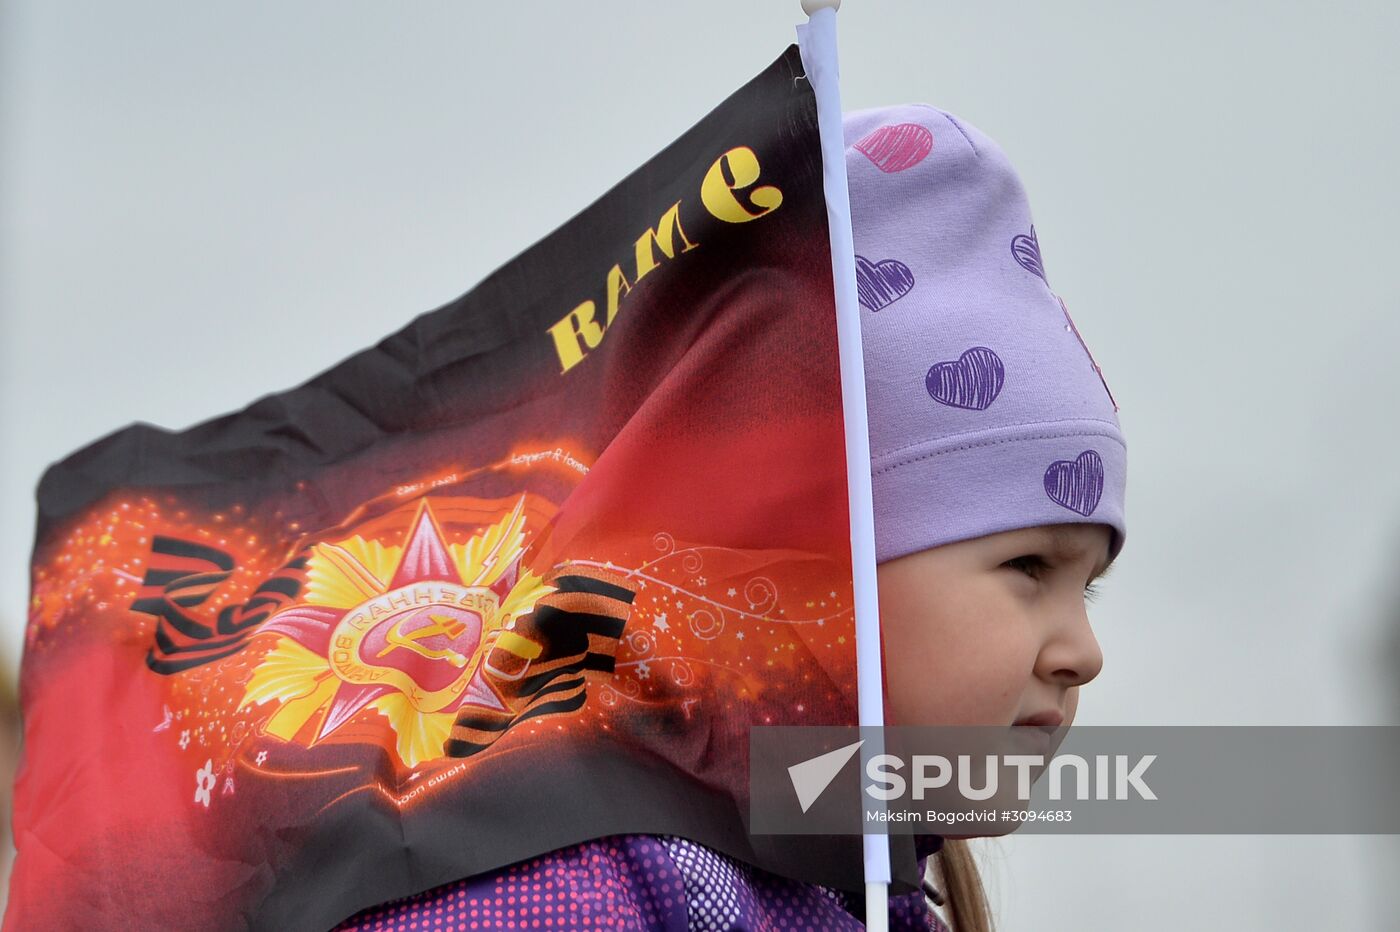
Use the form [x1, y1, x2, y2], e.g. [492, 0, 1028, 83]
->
[452, 495, 527, 588]
[238, 637, 326, 708]
[236, 495, 559, 769]
[450, 496, 556, 631]
[498, 568, 552, 626]
[303, 536, 397, 608]
[236, 637, 340, 742]
[367, 692, 456, 769]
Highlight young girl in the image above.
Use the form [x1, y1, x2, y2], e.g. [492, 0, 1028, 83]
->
[333, 102, 1127, 932]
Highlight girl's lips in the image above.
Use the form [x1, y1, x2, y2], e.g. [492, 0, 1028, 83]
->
[1013, 710, 1065, 730]
[1008, 712, 1068, 757]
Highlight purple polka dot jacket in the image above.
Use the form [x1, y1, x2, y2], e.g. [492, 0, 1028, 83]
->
[330, 834, 950, 930]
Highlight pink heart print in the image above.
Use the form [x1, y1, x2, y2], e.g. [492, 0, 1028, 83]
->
[854, 123, 934, 173]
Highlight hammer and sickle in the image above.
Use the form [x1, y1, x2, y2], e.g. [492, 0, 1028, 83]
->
[375, 612, 470, 667]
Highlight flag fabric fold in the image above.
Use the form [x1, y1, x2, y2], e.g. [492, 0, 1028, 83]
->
[7, 44, 920, 931]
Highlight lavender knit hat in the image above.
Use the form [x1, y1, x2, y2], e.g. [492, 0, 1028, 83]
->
[845, 103, 1127, 565]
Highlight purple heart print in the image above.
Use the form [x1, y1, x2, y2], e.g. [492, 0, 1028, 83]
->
[1011, 226, 1048, 283]
[1043, 450, 1104, 516]
[855, 255, 915, 312]
[925, 346, 1004, 410]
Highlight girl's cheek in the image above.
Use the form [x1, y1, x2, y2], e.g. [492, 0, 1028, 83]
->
[879, 647, 936, 726]
[883, 646, 999, 727]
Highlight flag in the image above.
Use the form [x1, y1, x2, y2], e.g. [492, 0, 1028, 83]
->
[6, 44, 922, 930]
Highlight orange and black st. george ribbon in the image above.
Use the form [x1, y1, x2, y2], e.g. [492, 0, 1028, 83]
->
[132, 535, 310, 675]
[445, 564, 634, 757]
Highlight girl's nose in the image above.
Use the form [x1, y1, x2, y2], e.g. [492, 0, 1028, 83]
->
[1036, 600, 1105, 688]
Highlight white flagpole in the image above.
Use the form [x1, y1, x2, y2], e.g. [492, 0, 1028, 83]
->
[796, 3, 891, 929]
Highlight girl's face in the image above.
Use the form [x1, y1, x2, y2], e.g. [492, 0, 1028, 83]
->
[877, 522, 1114, 729]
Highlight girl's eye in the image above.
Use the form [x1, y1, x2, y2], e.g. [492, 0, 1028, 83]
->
[1003, 555, 1048, 578]
[1005, 555, 1105, 603]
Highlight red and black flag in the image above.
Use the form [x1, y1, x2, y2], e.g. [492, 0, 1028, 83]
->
[7, 44, 920, 930]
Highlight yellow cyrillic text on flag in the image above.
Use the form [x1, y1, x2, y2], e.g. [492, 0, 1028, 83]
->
[546, 146, 784, 374]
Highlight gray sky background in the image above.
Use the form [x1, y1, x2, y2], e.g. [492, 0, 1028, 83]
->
[2, 2, 1397, 928]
